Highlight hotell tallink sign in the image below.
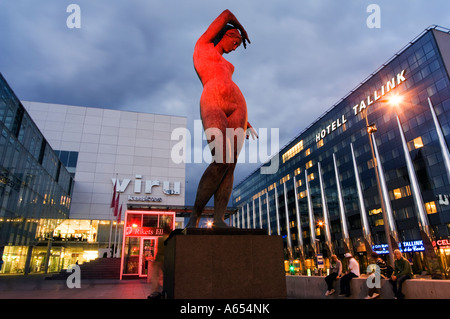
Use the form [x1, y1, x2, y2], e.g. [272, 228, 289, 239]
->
[112, 175, 181, 203]
[315, 70, 406, 142]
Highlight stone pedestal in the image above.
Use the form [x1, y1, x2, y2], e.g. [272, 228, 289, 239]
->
[163, 229, 286, 299]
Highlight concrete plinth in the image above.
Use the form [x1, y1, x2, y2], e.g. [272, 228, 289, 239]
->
[163, 229, 286, 299]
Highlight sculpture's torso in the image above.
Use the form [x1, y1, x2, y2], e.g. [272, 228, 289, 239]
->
[193, 42, 246, 118]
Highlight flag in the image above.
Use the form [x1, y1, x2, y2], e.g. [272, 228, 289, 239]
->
[110, 179, 117, 208]
[117, 203, 123, 222]
[113, 192, 120, 217]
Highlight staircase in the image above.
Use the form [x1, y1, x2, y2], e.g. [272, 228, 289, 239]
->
[46, 258, 121, 280]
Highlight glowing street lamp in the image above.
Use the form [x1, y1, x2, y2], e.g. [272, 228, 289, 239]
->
[384, 96, 432, 240]
[362, 106, 396, 267]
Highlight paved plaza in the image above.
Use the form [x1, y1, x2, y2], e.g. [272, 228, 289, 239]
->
[0, 274, 152, 299]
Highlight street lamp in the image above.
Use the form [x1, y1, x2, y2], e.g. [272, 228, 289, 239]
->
[362, 107, 396, 267]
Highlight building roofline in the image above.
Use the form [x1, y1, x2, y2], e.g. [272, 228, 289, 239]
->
[20, 100, 187, 119]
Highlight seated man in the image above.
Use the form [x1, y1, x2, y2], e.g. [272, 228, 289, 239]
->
[389, 249, 413, 299]
[339, 253, 360, 297]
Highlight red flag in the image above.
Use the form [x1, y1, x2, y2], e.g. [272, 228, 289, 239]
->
[113, 192, 120, 217]
[117, 203, 123, 222]
[111, 179, 117, 208]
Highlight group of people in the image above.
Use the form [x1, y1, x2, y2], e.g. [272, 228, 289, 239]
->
[324, 249, 413, 299]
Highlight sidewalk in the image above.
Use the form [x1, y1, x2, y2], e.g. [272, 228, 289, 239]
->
[0, 274, 152, 299]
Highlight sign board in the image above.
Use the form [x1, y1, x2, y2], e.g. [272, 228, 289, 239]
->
[124, 226, 165, 237]
[317, 254, 324, 269]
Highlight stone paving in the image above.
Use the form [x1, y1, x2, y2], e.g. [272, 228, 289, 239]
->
[0, 274, 152, 299]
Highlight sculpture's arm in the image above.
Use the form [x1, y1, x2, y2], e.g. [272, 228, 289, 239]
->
[197, 9, 251, 48]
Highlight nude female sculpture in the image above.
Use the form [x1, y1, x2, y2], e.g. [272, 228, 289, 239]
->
[186, 10, 257, 228]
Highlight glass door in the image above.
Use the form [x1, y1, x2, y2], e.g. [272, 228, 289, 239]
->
[139, 237, 156, 277]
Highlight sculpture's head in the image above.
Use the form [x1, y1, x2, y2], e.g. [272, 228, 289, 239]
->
[214, 26, 242, 54]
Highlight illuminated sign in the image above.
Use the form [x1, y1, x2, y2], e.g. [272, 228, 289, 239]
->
[315, 69, 407, 142]
[399, 240, 424, 253]
[433, 239, 450, 249]
[353, 70, 406, 116]
[125, 226, 165, 237]
[373, 239, 425, 254]
[315, 115, 347, 142]
[372, 244, 389, 254]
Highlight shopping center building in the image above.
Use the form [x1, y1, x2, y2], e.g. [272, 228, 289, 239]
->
[232, 26, 450, 275]
[0, 73, 187, 275]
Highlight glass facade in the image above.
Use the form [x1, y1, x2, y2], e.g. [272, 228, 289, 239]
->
[0, 73, 74, 273]
[232, 27, 450, 276]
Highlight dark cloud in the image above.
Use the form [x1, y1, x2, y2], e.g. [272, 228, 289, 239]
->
[1, 0, 450, 206]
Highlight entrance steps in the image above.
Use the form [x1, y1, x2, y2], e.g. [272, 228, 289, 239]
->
[46, 258, 121, 280]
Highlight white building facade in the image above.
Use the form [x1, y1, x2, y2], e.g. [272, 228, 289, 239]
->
[23, 101, 186, 220]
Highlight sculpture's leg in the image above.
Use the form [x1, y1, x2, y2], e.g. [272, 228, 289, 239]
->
[213, 162, 236, 228]
[186, 163, 229, 228]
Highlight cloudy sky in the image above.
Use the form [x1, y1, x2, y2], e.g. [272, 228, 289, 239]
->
[1, 0, 450, 206]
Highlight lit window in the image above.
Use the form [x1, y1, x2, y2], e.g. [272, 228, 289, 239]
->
[280, 174, 290, 184]
[390, 186, 411, 200]
[306, 160, 313, 169]
[393, 188, 402, 200]
[294, 168, 301, 176]
[282, 140, 304, 163]
[307, 173, 315, 181]
[375, 219, 384, 226]
[369, 208, 382, 215]
[296, 179, 302, 187]
[317, 139, 324, 148]
[305, 148, 311, 156]
[425, 201, 437, 214]
[407, 136, 424, 151]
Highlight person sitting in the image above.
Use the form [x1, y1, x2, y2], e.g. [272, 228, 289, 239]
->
[339, 253, 360, 297]
[325, 254, 342, 296]
[389, 249, 413, 299]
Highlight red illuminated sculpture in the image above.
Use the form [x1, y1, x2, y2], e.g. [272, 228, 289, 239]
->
[186, 10, 257, 228]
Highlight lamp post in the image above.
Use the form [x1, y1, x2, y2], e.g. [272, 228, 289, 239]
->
[363, 108, 396, 267]
[385, 96, 447, 277]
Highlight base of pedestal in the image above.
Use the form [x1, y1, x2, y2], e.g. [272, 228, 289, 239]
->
[163, 229, 286, 299]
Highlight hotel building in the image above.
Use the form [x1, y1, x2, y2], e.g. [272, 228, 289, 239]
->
[232, 26, 450, 275]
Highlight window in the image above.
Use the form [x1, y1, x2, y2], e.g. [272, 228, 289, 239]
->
[390, 186, 411, 200]
[407, 136, 424, 151]
[294, 168, 301, 176]
[369, 208, 382, 215]
[282, 140, 303, 163]
[307, 173, 315, 182]
[425, 201, 437, 215]
[305, 148, 311, 156]
[306, 160, 313, 169]
[317, 139, 324, 148]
